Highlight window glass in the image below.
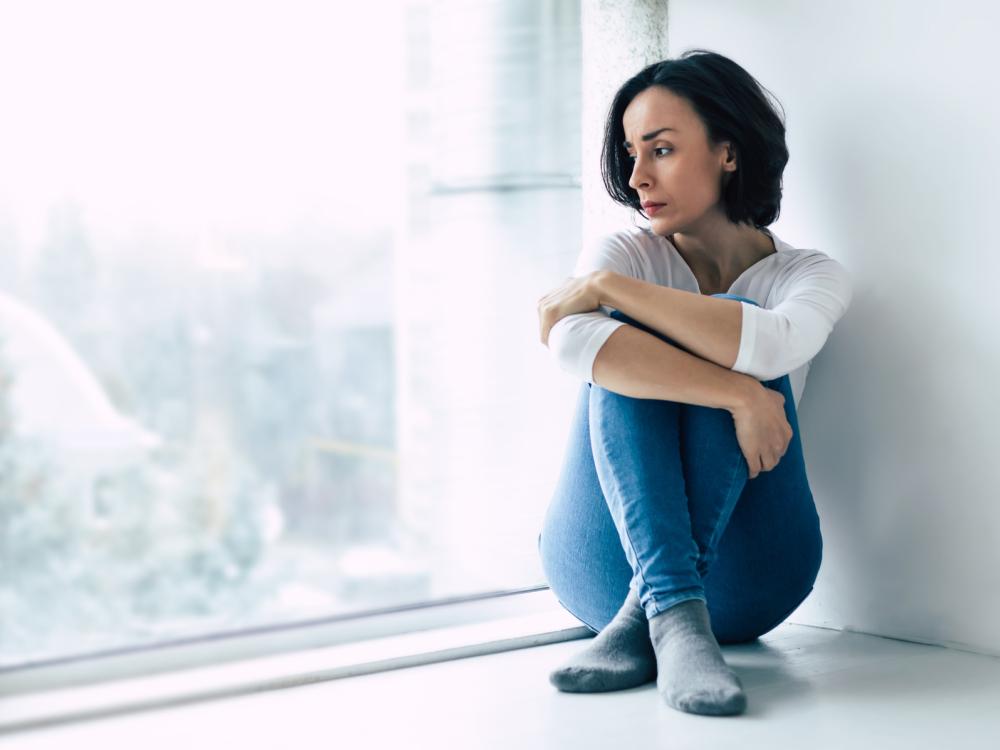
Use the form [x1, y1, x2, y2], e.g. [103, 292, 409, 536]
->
[0, 0, 582, 667]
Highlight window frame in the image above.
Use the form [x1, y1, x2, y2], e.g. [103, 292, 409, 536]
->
[0, 586, 589, 735]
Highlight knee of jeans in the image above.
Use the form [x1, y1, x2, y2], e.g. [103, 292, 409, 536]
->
[608, 309, 638, 325]
[710, 293, 760, 307]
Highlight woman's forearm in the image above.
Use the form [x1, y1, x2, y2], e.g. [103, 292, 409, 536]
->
[591, 324, 760, 413]
[595, 270, 743, 370]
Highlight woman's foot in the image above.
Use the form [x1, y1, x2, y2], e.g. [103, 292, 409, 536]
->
[647, 598, 747, 716]
[549, 586, 657, 692]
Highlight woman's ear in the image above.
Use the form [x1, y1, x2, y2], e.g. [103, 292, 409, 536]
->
[721, 142, 738, 173]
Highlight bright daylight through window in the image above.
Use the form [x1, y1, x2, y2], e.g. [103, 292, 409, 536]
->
[0, 0, 582, 668]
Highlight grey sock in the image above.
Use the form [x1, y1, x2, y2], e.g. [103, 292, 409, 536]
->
[549, 586, 657, 692]
[647, 598, 747, 716]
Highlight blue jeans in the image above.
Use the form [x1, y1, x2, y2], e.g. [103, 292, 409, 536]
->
[537, 294, 822, 644]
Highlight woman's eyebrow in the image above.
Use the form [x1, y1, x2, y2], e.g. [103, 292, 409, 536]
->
[623, 127, 677, 149]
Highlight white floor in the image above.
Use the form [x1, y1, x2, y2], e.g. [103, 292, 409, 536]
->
[5, 622, 1000, 750]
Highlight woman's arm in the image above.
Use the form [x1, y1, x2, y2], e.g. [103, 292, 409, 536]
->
[593, 317, 794, 479]
[591, 323, 760, 413]
[594, 270, 744, 370]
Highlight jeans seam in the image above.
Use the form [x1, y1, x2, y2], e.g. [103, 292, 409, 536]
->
[605, 443, 655, 608]
[703, 449, 747, 564]
[590, 394, 656, 613]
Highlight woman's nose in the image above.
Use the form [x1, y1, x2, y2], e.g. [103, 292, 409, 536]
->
[628, 158, 651, 191]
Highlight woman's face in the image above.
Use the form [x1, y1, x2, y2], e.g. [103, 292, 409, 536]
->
[622, 85, 736, 232]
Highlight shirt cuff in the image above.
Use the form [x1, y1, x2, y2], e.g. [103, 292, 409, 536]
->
[731, 300, 759, 374]
[548, 313, 628, 384]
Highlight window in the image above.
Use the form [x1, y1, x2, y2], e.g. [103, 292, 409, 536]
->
[0, 0, 582, 671]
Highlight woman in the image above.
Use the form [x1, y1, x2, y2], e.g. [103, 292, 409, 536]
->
[535, 49, 853, 717]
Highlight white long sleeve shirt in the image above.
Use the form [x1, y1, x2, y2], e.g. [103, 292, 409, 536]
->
[547, 227, 854, 410]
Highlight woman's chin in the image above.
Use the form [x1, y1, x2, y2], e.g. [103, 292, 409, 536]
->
[646, 217, 673, 235]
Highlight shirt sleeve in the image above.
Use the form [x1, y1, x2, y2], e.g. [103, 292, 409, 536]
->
[731, 255, 853, 381]
[546, 232, 637, 384]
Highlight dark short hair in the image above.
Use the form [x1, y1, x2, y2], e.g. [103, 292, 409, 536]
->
[601, 49, 789, 229]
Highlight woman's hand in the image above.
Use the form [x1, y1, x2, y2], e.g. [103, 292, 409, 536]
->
[729, 381, 793, 479]
[538, 271, 606, 346]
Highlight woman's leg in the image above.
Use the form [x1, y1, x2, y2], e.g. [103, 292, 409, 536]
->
[690, 318, 823, 643]
[538, 379, 635, 634]
[542, 379, 660, 693]
[538, 295, 822, 644]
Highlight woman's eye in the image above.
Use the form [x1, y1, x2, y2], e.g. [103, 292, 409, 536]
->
[626, 147, 673, 161]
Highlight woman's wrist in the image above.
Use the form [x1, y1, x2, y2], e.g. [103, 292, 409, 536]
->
[725, 374, 764, 415]
[591, 269, 621, 308]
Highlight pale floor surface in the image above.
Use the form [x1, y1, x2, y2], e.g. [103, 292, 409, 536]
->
[5, 622, 1000, 750]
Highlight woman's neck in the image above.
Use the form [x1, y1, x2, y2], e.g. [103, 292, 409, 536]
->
[669, 226, 774, 280]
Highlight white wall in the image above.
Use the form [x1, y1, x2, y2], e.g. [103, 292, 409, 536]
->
[585, 0, 1000, 655]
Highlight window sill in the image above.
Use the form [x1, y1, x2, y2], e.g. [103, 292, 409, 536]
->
[0, 588, 589, 736]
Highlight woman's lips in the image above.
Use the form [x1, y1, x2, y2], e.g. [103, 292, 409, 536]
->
[644, 204, 666, 215]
